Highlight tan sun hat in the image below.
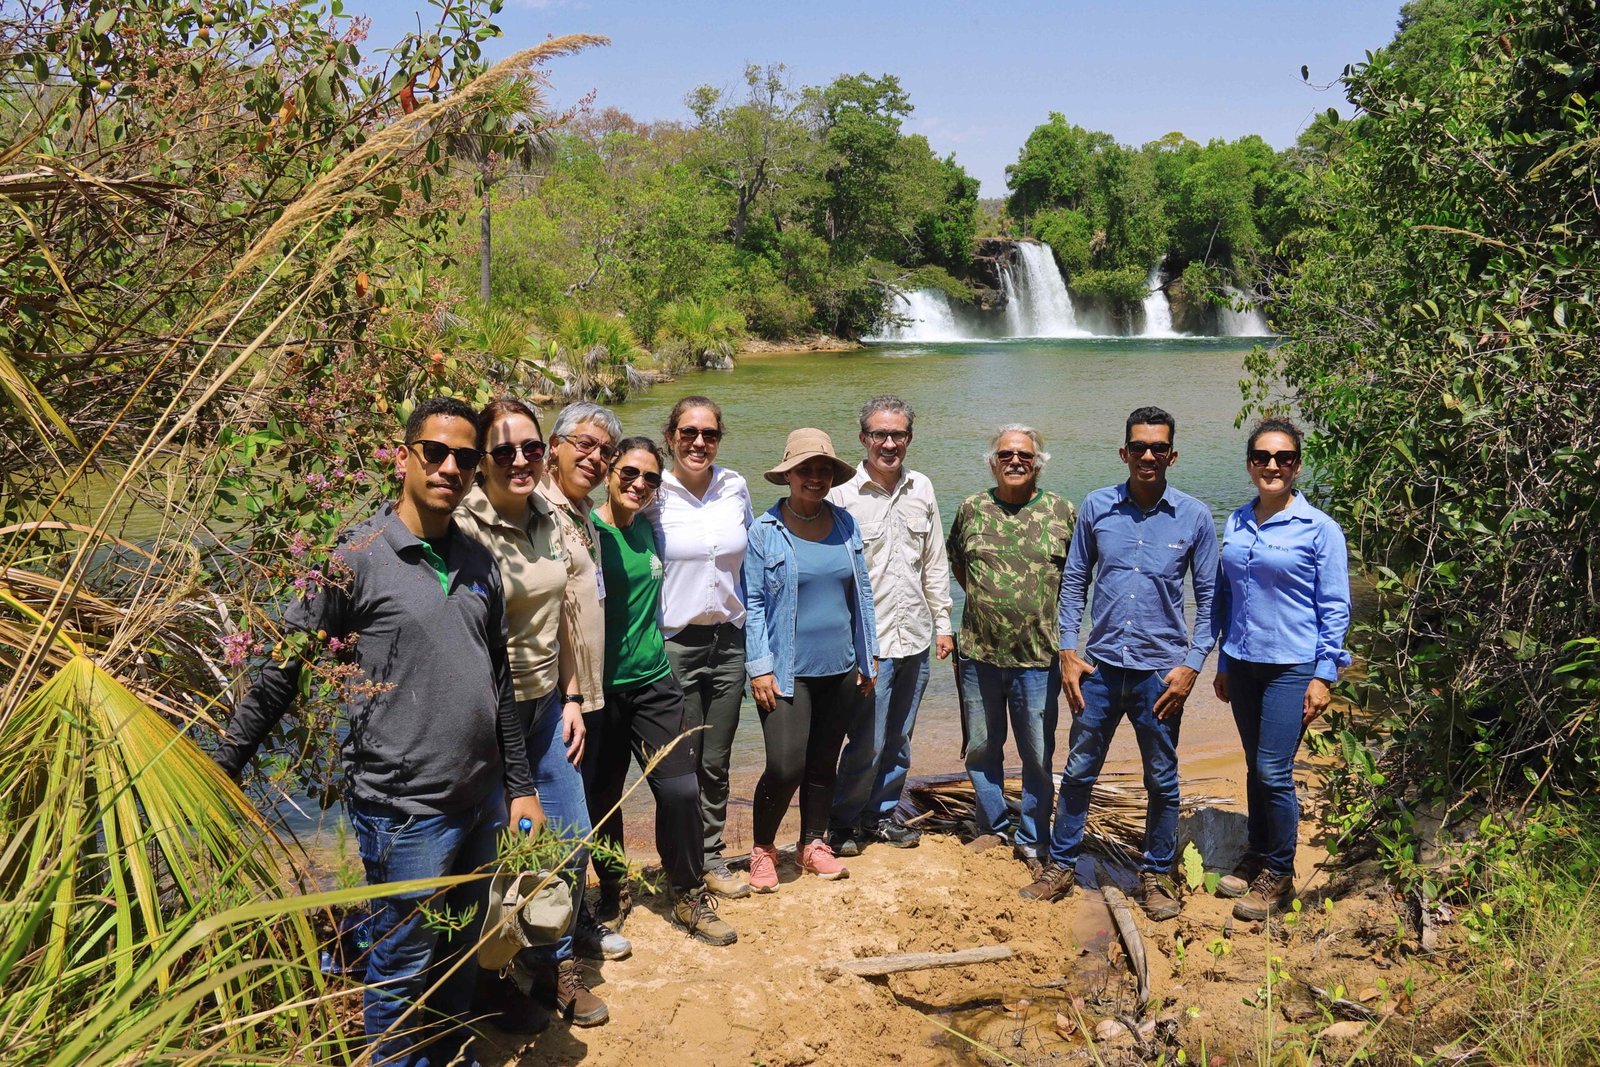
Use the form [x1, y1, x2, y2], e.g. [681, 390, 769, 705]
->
[763, 428, 858, 486]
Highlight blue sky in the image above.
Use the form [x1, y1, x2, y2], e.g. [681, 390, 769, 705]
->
[353, 0, 1407, 195]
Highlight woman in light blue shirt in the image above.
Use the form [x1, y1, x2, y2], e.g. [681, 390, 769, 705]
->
[743, 429, 877, 890]
[1212, 417, 1352, 922]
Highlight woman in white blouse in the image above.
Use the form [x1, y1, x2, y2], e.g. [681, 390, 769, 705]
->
[649, 396, 755, 899]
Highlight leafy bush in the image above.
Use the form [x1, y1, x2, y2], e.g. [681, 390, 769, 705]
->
[542, 307, 643, 402]
[1256, 0, 1600, 864]
[653, 298, 747, 374]
[1071, 265, 1149, 307]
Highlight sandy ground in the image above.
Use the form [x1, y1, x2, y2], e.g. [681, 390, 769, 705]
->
[478, 716, 1444, 1067]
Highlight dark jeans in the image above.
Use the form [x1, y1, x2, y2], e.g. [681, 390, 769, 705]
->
[958, 658, 1060, 856]
[831, 649, 931, 831]
[1228, 659, 1316, 874]
[516, 691, 589, 964]
[1047, 663, 1182, 874]
[582, 673, 704, 894]
[664, 622, 747, 870]
[753, 671, 860, 846]
[348, 790, 504, 1067]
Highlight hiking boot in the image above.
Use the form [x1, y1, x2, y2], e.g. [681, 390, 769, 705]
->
[1217, 853, 1266, 898]
[1233, 869, 1296, 922]
[1139, 871, 1182, 921]
[748, 844, 780, 893]
[1014, 846, 1044, 879]
[574, 907, 632, 961]
[672, 887, 739, 947]
[473, 969, 550, 1034]
[553, 958, 608, 1026]
[594, 878, 630, 922]
[799, 838, 850, 880]
[1019, 860, 1077, 902]
[703, 862, 751, 900]
[826, 827, 862, 857]
[865, 819, 921, 848]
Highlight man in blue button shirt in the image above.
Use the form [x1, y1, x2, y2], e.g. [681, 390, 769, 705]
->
[1021, 406, 1218, 920]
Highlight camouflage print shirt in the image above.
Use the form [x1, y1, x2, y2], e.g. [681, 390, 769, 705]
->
[947, 489, 1077, 669]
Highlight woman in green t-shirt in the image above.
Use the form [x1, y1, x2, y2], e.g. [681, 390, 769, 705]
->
[586, 436, 738, 948]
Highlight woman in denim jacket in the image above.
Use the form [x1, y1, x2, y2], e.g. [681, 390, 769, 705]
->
[744, 428, 878, 889]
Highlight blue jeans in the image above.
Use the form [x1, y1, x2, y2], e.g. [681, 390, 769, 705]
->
[348, 790, 505, 1067]
[1227, 659, 1316, 874]
[1048, 664, 1182, 874]
[517, 691, 589, 966]
[958, 658, 1060, 855]
[831, 649, 931, 831]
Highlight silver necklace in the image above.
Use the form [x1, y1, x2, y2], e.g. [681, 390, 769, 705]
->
[784, 498, 824, 522]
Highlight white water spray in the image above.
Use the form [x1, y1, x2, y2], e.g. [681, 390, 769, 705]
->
[865, 288, 966, 343]
[1141, 262, 1179, 337]
[1218, 285, 1272, 336]
[1001, 243, 1083, 337]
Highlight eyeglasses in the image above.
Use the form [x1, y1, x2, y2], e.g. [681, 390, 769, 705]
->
[994, 449, 1036, 463]
[614, 465, 662, 490]
[407, 439, 484, 471]
[1126, 441, 1173, 458]
[558, 434, 617, 462]
[675, 426, 724, 445]
[1248, 449, 1302, 468]
[490, 440, 547, 467]
[866, 429, 911, 445]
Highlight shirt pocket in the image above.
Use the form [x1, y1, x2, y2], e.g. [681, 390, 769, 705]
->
[859, 520, 886, 545]
[1158, 537, 1191, 581]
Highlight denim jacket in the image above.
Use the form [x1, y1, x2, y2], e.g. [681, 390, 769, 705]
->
[743, 503, 879, 698]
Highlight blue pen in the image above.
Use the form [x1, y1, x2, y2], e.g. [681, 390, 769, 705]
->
[518, 818, 533, 833]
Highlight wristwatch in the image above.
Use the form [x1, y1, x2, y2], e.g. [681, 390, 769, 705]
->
[562, 694, 585, 705]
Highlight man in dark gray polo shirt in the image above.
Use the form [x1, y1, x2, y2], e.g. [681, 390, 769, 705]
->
[217, 396, 541, 1067]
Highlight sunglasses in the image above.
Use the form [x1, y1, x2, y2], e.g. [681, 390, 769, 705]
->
[490, 439, 547, 467]
[408, 439, 484, 471]
[614, 465, 662, 490]
[675, 426, 724, 445]
[866, 429, 911, 445]
[1248, 449, 1302, 468]
[995, 449, 1036, 463]
[559, 434, 617, 462]
[1126, 441, 1173, 458]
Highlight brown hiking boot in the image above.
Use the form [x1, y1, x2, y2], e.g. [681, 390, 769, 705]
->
[1014, 846, 1045, 879]
[1019, 860, 1077, 902]
[1139, 871, 1182, 921]
[673, 887, 738, 947]
[1217, 853, 1266, 898]
[554, 958, 608, 1026]
[703, 862, 751, 900]
[1233, 869, 1295, 921]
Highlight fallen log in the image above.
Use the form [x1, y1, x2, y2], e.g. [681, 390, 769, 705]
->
[1101, 886, 1151, 1007]
[820, 944, 1013, 978]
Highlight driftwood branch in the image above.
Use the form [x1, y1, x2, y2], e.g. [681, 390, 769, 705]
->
[1101, 887, 1150, 1006]
[820, 944, 1013, 978]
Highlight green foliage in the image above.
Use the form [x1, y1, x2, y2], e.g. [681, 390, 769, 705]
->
[653, 299, 747, 374]
[1255, 0, 1600, 867]
[543, 307, 642, 403]
[1072, 266, 1150, 306]
[1181, 841, 1206, 892]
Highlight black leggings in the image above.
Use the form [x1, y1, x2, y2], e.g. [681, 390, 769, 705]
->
[753, 671, 860, 846]
[581, 674, 704, 894]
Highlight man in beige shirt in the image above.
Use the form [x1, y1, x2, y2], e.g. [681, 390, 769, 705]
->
[827, 395, 954, 853]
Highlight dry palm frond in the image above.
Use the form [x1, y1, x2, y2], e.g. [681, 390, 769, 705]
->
[901, 771, 1233, 865]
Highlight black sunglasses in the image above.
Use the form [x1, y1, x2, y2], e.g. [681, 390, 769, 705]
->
[995, 449, 1036, 463]
[1126, 440, 1173, 457]
[614, 465, 662, 489]
[490, 439, 548, 467]
[408, 439, 484, 471]
[1248, 449, 1302, 468]
[675, 426, 724, 445]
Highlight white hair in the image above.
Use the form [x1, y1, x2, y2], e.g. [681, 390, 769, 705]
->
[987, 424, 1050, 468]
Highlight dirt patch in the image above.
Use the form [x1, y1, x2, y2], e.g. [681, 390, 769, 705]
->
[737, 334, 865, 357]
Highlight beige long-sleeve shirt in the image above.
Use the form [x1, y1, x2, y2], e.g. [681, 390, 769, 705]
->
[828, 463, 953, 660]
[535, 473, 606, 712]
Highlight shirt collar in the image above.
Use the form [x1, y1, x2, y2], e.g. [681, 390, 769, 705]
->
[851, 461, 911, 497]
[663, 465, 734, 501]
[377, 502, 455, 555]
[1115, 480, 1177, 514]
[463, 483, 551, 532]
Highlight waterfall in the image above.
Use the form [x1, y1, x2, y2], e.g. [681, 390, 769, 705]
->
[1218, 286, 1272, 336]
[865, 288, 966, 343]
[1000, 242, 1083, 337]
[1141, 262, 1179, 337]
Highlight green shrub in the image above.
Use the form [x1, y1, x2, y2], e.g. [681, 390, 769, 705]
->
[541, 307, 643, 402]
[653, 299, 747, 374]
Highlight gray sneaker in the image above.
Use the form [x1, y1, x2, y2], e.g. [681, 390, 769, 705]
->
[574, 908, 632, 961]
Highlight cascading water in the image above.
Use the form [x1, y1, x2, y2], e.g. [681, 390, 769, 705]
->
[865, 288, 965, 343]
[1141, 263, 1179, 337]
[1218, 286, 1272, 336]
[1000, 242, 1083, 337]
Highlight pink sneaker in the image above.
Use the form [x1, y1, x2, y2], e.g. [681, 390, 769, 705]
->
[748, 844, 780, 893]
[799, 838, 850, 880]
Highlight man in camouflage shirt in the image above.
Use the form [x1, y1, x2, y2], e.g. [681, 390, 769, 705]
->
[947, 424, 1076, 875]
